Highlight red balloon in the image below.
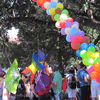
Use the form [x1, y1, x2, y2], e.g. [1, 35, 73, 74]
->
[83, 36, 90, 40]
[66, 17, 73, 23]
[71, 42, 77, 49]
[42, 4, 46, 10]
[60, 22, 66, 29]
[75, 36, 83, 43]
[46, 0, 51, 2]
[96, 76, 100, 83]
[37, 0, 41, 5]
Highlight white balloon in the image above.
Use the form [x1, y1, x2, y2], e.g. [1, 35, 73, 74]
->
[55, 21, 61, 28]
[71, 24, 79, 29]
[44, 2, 50, 10]
[51, 0, 58, 3]
[65, 28, 71, 35]
[60, 14, 68, 22]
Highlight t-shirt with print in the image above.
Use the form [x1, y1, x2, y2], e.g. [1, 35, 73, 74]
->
[77, 69, 88, 87]
[52, 71, 62, 93]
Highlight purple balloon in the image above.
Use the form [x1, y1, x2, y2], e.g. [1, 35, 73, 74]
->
[61, 28, 66, 35]
[76, 31, 85, 37]
[65, 21, 72, 28]
[98, 84, 100, 89]
[69, 35, 76, 42]
[73, 21, 79, 26]
[0, 68, 4, 73]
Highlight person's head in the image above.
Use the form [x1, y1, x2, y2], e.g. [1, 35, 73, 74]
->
[52, 65, 58, 73]
[78, 62, 86, 69]
[21, 74, 28, 83]
[67, 67, 74, 74]
[0, 72, 6, 78]
[34, 71, 38, 78]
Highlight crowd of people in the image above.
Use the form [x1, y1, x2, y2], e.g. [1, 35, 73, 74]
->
[0, 62, 100, 100]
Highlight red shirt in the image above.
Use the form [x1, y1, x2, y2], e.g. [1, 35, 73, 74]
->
[38, 76, 52, 96]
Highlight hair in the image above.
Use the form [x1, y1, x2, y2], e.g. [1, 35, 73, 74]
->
[67, 67, 74, 74]
[79, 62, 86, 69]
[74, 67, 78, 71]
[52, 66, 58, 72]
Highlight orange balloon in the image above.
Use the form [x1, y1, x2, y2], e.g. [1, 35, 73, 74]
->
[93, 63, 100, 72]
[55, 8, 62, 14]
[38, 0, 46, 5]
[32, 0, 37, 2]
[91, 71, 99, 79]
[75, 43, 81, 50]
[82, 38, 90, 44]
[52, 15, 56, 21]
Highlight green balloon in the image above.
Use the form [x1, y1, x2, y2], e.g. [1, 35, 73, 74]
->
[61, 10, 69, 16]
[80, 50, 87, 58]
[54, 14, 60, 21]
[87, 46, 95, 52]
[94, 58, 100, 63]
[85, 58, 94, 66]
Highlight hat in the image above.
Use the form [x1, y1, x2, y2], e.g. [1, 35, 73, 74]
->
[0, 68, 4, 73]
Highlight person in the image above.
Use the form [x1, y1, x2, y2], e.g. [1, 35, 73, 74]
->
[66, 67, 76, 100]
[0, 72, 5, 100]
[31, 71, 39, 100]
[52, 65, 62, 100]
[15, 73, 28, 100]
[76, 62, 90, 100]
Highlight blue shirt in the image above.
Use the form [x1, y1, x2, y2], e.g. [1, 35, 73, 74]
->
[77, 69, 88, 87]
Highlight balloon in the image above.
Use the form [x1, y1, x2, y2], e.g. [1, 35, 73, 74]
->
[38, 0, 46, 5]
[51, 0, 58, 3]
[81, 43, 88, 50]
[94, 58, 100, 63]
[60, 22, 66, 28]
[87, 65, 95, 74]
[55, 21, 61, 28]
[83, 36, 90, 40]
[37, 0, 42, 5]
[49, 8, 55, 15]
[80, 50, 87, 58]
[75, 43, 81, 50]
[46, 8, 51, 15]
[32, 0, 37, 2]
[76, 31, 85, 37]
[93, 63, 100, 72]
[71, 27, 79, 35]
[71, 42, 77, 49]
[66, 34, 72, 42]
[52, 15, 56, 21]
[91, 71, 99, 79]
[96, 76, 100, 83]
[66, 17, 73, 23]
[76, 50, 81, 57]
[65, 28, 71, 35]
[99, 84, 100, 89]
[69, 35, 76, 42]
[65, 21, 72, 28]
[61, 9, 69, 16]
[94, 52, 100, 58]
[56, 3, 64, 10]
[61, 28, 66, 35]
[42, 4, 46, 10]
[83, 58, 87, 65]
[55, 8, 62, 14]
[88, 43, 95, 48]
[46, 0, 51, 2]
[87, 46, 95, 52]
[86, 58, 94, 66]
[75, 36, 83, 43]
[71, 24, 79, 29]
[54, 14, 60, 21]
[87, 51, 94, 58]
[44, 2, 50, 9]
[50, 1, 57, 8]
[60, 14, 68, 22]
[82, 38, 90, 44]
[73, 21, 79, 26]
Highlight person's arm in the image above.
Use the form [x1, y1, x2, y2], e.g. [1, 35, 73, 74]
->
[76, 76, 79, 82]
[52, 81, 57, 85]
[25, 84, 30, 97]
[31, 84, 39, 98]
[84, 72, 89, 83]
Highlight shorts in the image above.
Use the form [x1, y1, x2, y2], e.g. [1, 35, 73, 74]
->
[67, 88, 76, 98]
[91, 85, 100, 98]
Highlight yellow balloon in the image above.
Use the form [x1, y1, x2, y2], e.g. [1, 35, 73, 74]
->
[87, 51, 94, 58]
[56, 3, 64, 10]
[94, 52, 100, 58]
[49, 8, 55, 15]
[83, 58, 87, 65]
[29, 64, 37, 74]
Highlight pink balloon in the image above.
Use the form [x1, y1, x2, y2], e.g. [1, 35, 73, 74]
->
[87, 65, 95, 74]
[69, 35, 76, 43]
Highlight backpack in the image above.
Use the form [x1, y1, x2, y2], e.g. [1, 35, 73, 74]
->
[67, 74, 76, 89]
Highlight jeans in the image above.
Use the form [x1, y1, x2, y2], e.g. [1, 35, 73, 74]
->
[0, 96, 2, 100]
[52, 92, 61, 100]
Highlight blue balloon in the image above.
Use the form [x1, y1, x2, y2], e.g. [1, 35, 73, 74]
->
[71, 27, 79, 35]
[76, 50, 81, 57]
[81, 43, 89, 50]
[46, 8, 51, 15]
[66, 34, 72, 42]
[50, 1, 57, 8]
[88, 43, 95, 48]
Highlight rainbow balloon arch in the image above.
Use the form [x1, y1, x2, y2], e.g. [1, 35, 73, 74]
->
[32, 0, 100, 83]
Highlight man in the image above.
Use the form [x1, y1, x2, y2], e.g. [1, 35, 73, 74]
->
[52, 65, 62, 100]
[76, 62, 90, 100]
